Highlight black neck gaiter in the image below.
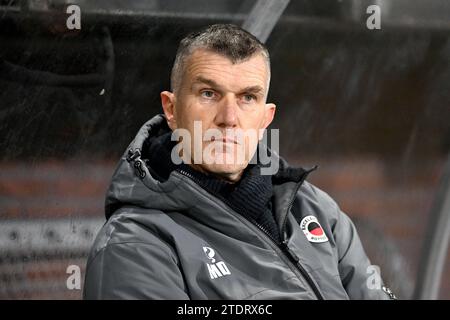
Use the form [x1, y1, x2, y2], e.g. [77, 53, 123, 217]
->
[143, 132, 281, 242]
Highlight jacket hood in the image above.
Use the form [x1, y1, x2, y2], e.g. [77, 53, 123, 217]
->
[104, 114, 316, 219]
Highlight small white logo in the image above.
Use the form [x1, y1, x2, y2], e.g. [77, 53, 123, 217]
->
[366, 4, 381, 30]
[66, 265, 81, 290]
[203, 246, 231, 280]
[300, 215, 329, 243]
[366, 265, 382, 290]
[66, 5, 81, 30]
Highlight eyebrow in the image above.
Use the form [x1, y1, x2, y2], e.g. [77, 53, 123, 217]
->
[192, 76, 221, 89]
[192, 76, 264, 96]
[240, 85, 264, 95]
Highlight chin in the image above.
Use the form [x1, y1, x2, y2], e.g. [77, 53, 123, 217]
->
[202, 162, 248, 180]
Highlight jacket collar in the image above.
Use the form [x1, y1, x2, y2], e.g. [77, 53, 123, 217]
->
[105, 114, 318, 222]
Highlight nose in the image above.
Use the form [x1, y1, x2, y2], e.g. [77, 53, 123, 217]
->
[215, 93, 238, 128]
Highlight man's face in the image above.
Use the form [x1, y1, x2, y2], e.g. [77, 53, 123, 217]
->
[162, 49, 276, 182]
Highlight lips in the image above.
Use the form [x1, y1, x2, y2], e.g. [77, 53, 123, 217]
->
[210, 136, 238, 144]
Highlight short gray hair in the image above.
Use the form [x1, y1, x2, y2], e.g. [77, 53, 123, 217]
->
[170, 24, 271, 93]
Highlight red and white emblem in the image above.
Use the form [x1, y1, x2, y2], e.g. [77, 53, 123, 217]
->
[300, 215, 328, 243]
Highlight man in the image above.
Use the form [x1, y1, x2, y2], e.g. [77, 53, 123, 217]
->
[83, 24, 396, 299]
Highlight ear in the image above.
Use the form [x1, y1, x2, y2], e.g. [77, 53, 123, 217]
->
[259, 103, 276, 140]
[262, 103, 276, 129]
[160, 91, 177, 130]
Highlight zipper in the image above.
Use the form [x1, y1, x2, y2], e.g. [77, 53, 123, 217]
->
[252, 217, 324, 300]
[280, 165, 319, 240]
[382, 286, 397, 300]
[177, 168, 324, 300]
[276, 165, 324, 300]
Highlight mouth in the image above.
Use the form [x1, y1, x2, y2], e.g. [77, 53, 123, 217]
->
[210, 136, 239, 145]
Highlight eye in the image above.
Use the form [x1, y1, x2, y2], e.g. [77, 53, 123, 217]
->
[242, 94, 256, 103]
[201, 90, 215, 99]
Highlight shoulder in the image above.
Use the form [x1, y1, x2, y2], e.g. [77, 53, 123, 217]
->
[87, 207, 178, 264]
[295, 180, 344, 229]
[299, 181, 340, 213]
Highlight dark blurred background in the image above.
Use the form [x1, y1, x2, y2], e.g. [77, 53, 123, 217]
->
[0, 0, 449, 299]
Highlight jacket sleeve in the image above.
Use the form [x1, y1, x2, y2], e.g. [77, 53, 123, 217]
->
[83, 241, 190, 300]
[333, 210, 396, 300]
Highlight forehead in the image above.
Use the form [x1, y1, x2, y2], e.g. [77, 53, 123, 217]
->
[184, 49, 269, 90]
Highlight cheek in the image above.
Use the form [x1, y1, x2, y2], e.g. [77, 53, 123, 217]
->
[240, 110, 266, 131]
[245, 135, 260, 151]
[175, 101, 197, 128]
[184, 98, 216, 121]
